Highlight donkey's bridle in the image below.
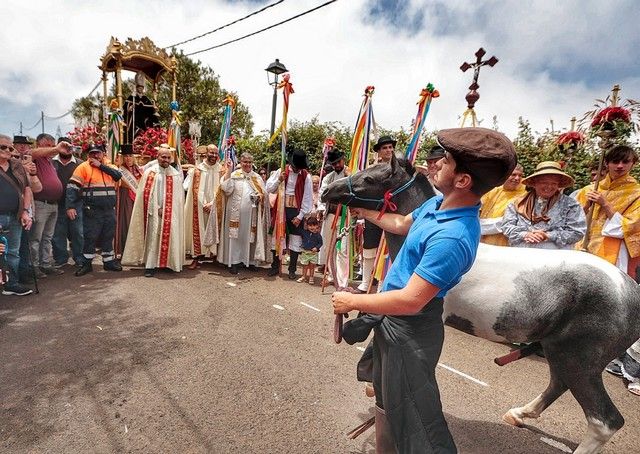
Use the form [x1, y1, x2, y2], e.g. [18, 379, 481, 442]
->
[345, 173, 418, 219]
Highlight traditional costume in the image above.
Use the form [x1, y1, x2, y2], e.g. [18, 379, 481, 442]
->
[317, 149, 350, 289]
[266, 149, 313, 278]
[479, 183, 526, 246]
[575, 173, 640, 278]
[218, 168, 269, 269]
[116, 146, 143, 256]
[183, 156, 222, 261]
[500, 162, 586, 250]
[122, 153, 185, 273]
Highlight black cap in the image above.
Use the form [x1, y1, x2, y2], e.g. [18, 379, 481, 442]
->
[373, 135, 397, 152]
[13, 135, 33, 145]
[326, 149, 345, 164]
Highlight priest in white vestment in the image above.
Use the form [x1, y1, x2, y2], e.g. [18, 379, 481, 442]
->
[122, 145, 185, 277]
[218, 152, 269, 274]
[183, 144, 224, 268]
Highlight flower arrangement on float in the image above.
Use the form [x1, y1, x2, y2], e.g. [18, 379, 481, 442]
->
[68, 124, 105, 152]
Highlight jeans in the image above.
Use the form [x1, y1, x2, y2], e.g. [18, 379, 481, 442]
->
[30, 200, 58, 268]
[52, 207, 84, 265]
[0, 214, 23, 286]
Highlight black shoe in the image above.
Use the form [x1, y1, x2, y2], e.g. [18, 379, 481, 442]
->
[144, 268, 155, 278]
[230, 264, 239, 275]
[41, 266, 64, 276]
[288, 271, 297, 280]
[75, 262, 93, 276]
[103, 261, 123, 272]
[247, 264, 259, 272]
[2, 283, 33, 296]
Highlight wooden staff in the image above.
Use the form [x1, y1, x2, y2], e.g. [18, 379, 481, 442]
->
[321, 204, 342, 294]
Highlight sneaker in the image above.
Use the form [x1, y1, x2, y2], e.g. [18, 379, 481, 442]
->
[41, 266, 64, 276]
[33, 268, 47, 279]
[103, 261, 123, 272]
[267, 267, 279, 277]
[2, 283, 33, 296]
[296, 276, 306, 283]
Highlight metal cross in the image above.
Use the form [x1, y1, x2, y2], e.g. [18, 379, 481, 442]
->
[460, 48, 498, 109]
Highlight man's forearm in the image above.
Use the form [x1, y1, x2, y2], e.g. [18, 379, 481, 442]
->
[359, 209, 412, 235]
[30, 146, 58, 159]
[348, 288, 426, 315]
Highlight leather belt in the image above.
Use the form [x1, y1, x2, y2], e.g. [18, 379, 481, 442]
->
[284, 195, 299, 209]
[36, 199, 58, 205]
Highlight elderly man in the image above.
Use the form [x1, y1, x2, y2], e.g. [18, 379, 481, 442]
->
[218, 152, 269, 274]
[52, 137, 84, 267]
[332, 128, 517, 452]
[184, 144, 224, 269]
[266, 148, 313, 279]
[0, 134, 34, 296]
[479, 163, 526, 246]
[122, 145, 185, 277]
[30, 134, 68, 278]
[67, 144, 123, 276]
[317, 148, 350, 289]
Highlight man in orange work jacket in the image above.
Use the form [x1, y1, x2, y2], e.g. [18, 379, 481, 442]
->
[66, 144, 123, 276]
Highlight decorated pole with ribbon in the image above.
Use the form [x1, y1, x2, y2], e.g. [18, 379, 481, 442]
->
[107, 99, 124, 164]
[218, 95, 236, 163]
[371, 83, 439, 293]
[167, 100, 182, 163]
[266, 73, 294, 262]
[319, 137, 336, 182]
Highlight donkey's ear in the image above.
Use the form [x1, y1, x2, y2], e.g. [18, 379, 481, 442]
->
[390, 153, 398, 175]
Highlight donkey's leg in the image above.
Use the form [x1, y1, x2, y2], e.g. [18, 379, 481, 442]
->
[544, 346, 624, 454]
[503, 364, 567, 426]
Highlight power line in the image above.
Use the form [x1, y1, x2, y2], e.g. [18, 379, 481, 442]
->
[24, 117, 42, 131]
[186, 0, 338, 56]
[43, 79, 102, 120]
[165, 0, 286, 49]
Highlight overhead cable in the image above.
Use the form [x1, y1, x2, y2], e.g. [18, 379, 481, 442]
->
[165, 0, 286, 49]
[186, 0, 338, 56]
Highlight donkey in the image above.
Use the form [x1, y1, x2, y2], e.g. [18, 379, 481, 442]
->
[321, 156, 640, 454]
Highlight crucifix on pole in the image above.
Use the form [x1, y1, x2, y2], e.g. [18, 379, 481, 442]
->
[460, 47, 498, 127]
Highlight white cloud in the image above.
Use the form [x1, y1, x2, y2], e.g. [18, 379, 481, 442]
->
[1, 0, 638, 141]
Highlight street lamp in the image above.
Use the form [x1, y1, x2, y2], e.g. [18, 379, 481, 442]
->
[265, 59, 288, 174]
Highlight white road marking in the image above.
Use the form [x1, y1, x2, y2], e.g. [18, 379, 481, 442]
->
[299, 301, 320, 312]
[272, 304, 285, 310]
[540, 437, 573, 452]
[356, 346, 366, 352]
[437, 363, 489, 387]
[226, 282, 237, 287]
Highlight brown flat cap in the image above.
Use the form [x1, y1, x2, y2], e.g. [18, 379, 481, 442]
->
[436, 127, 517, 192]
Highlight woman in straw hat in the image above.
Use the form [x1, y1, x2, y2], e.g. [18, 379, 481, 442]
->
[500, 161, 586, 250]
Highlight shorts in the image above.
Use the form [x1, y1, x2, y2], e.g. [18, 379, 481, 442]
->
[300, 250, 318, 265]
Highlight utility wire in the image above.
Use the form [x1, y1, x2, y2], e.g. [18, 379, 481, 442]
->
[24, 117, 42, 131]
[165, 0, 286, 49]
[186, 0, 338, 56]
[43, 79, 102, 120]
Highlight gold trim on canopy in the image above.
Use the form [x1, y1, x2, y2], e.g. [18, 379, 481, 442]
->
[99, 37, 175, 85]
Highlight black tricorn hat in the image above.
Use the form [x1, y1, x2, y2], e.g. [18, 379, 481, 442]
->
[287, 148, 308, 170]
[120, 144, 135, 155]
[13, 135, 33, 145]
[326, 148, 345, 164]
[426, 145, 445, 160]
[373, 135, 397, 152]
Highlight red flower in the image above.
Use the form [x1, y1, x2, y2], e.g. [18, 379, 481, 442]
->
[556, 131, 585, 145]
[591, 106, 632, 127]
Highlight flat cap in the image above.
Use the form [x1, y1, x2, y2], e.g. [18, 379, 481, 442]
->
[436, 127, 517, 191]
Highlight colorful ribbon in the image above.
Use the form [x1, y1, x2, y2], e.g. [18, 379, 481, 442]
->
[167, 102, 182, 162]
[218, 95, 236, 161]
[405, 83, 439, 163]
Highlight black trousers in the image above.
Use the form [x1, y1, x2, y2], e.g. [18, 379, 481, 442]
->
[373, 298, 457, 454]
[82, 206, 116, 260]
[363, 219, 383, 249]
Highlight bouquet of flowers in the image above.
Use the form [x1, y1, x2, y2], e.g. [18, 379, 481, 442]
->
[68, 124, 105, 152]
[133, 127, 167, 158]
[582, 91, 639, 140]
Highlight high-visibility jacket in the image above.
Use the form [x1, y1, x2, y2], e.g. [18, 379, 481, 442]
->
[66, 161, 122, 210]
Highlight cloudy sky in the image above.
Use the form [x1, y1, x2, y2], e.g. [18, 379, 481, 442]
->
[1, 0, 638, 141]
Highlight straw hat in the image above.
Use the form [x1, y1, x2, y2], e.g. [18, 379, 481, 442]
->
[521, 161, 574, 188]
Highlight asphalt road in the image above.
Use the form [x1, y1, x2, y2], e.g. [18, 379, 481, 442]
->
[1, 263, 638, 453]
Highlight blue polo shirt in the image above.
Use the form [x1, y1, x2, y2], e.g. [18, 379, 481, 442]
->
[381, 195, 481, 298]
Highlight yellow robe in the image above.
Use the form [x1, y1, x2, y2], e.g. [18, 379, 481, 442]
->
[479, 184, 527, 246]
[576, 174, 640, 277]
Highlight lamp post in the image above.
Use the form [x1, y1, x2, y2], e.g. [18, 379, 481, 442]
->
[265, 58, 288, 173]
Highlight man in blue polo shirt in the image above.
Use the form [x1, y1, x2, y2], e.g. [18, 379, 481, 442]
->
[332, 127, 516, 453]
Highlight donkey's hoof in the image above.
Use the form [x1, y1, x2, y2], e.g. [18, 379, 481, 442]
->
[503, 410, 524, 427]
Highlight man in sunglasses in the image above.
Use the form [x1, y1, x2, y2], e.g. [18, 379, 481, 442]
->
[0, 134, 34, 295]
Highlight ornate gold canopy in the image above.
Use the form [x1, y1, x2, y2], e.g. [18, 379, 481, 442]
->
[99, 37, 177, 86]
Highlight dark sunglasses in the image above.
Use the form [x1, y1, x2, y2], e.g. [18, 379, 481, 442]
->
[0, 144, 16, 152]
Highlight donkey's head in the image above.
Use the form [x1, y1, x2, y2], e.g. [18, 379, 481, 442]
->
[321, 155, 434, 215]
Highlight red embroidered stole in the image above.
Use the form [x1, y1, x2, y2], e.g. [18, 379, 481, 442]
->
[191, 169, 202, 255]
[159, 175, 174, 268]
[142, 171, 156, 237]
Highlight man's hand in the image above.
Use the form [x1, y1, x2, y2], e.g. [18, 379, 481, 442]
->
[585, 190, 615, 218]
[203, 202, 212, 213]
[56, 141, 72, 154]
[89, 157, 101, 168]
[158, 207, 163, 217]
[20, 211, 32, 230]
[23, 161, 37, 175]
[317, 211, 324, 222]
[67, 208, 77, 220]
[349, 207, 368, 219]
[312, 247, 318, 252]
[344, 167, 351, 176]
[332, 291, 355, 314]
[278, 172, 285, 182]
[292, 217, 301, 227]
